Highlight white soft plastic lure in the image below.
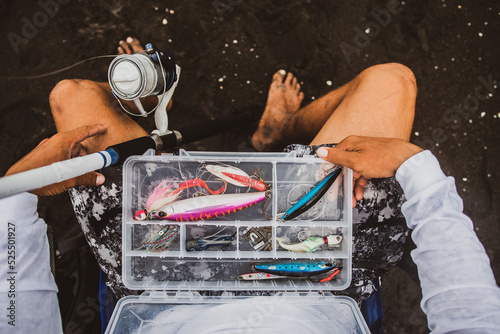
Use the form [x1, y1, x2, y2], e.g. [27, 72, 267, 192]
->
[276, 235, 343, 252]
[205, 165, 267, 191]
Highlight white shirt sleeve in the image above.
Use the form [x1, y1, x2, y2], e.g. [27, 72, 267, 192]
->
[396, 150, 500, 334]
[0, 192, 62, 333]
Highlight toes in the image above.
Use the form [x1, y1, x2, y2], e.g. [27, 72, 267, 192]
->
[126, 36, 144, 53]
[118, 40, 132, 54]
[117, 37, 144, 55]
[270, 69, 304, 100]
[273, 69, 287, 82]
[290, 76, 302, 94]
[298, 91, 305, 101]
[117, 44, 125, 55]
[295, 82, 301, 93]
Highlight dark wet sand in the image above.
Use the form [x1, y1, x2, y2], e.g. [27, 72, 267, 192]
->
[1, 1, 499, 333]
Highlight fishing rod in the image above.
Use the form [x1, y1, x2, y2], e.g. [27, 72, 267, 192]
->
[0, 41, 258, 199]
[0, 111, 256, 199]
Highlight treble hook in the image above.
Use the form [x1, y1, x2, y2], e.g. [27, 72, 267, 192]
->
[253, 168, 271, 190]
[262, 190, 273, 220]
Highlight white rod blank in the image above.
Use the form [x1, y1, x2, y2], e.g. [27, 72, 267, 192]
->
[0, 152, 112, 199]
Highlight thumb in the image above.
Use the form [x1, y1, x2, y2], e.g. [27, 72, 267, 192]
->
[317, 147, 355, 169]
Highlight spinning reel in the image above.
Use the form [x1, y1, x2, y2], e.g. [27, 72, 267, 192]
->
[108, 43, 181, 135]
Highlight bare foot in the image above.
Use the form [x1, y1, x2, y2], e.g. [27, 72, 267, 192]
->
[252, 70, 304, 151]
[117, 36, 144, 54]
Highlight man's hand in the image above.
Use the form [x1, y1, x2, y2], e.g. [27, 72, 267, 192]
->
[5, 124, 108, 196]
[316, 135, 423, 207]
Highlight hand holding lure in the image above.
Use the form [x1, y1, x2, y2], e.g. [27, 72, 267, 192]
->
[277, 235, 343, 252]
[281, 167, 342, 221]
[135, 225, 180, 252]
[135, 178, 226, 220]
[205, 165, 268, 191]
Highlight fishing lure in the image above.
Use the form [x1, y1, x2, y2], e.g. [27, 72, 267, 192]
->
[134, 178, 226, 220]
[186, 228, 234, 251]
[277, 235, 343, 252]
[238, 272, 288, 280]
[135, 225, 180, 252]
[250, 260, 336, 277]
[152, 191, 269, 221]
[205, 165, 268, 191]
[281, 167, 342, 221]
[317, 267, 341, 283]
[238, 268, 341, 282]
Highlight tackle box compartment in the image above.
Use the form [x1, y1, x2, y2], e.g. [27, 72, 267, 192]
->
[121, 150, 353, 291]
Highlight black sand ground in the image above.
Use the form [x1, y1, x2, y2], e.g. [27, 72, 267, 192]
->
[1, 0, 499, 333]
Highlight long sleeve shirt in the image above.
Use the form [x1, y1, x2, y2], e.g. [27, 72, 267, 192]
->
[396, 150, 500, 333]
[0, 192, 62, 333]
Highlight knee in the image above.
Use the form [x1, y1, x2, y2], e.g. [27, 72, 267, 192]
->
[49, 79, 103, 112]
[359, 63, 417, 96]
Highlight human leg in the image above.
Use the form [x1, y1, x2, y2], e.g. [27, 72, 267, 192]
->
[50, 79, 148, 152]
[48, 38, 167, 299]
[252, 63, 417, 150]
[270, 64, 419, 301]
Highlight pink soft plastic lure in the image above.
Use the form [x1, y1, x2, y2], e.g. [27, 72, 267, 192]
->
[152, 191, 268, 222]
[134, 178, 226, 220]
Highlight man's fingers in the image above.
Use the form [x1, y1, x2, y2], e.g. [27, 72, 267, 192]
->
[76, 172, 105, 187]
[63, 172, 105, 191]
[317, 146, 356, 169]
[71, 142, 84, 158]
[354, 176, 368, 201]
[69, 124, 107, 146]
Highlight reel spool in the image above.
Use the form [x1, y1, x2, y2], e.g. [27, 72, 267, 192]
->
[108, 43, 180, 135]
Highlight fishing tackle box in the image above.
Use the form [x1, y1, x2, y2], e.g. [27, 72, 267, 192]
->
[106, 150, 369, 333]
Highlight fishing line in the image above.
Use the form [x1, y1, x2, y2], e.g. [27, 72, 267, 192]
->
[297, 230, 308, 242]
[1, 53, 143, 80]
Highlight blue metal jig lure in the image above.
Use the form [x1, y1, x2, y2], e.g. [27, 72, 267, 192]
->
[281, 167, 342, 221]
[250, 260, 336, 277]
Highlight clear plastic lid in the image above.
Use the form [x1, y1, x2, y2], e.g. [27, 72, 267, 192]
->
[105, 292, 370, 334]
